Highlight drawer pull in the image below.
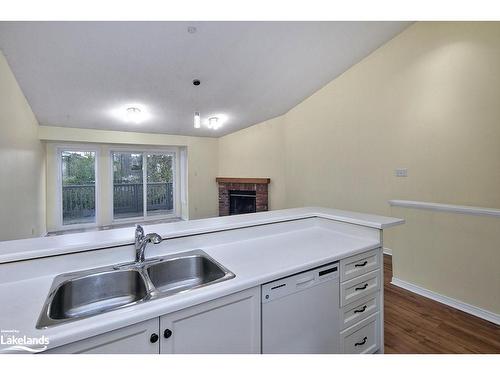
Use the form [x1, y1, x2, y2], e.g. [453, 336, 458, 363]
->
[354, 261, 368, 268]
[354, 337, 368, 347]
[354, 305, 367, 314]
[355, 283, 368, 291]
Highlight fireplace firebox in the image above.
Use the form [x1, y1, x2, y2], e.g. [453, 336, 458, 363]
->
[229, 190, 256, 215]
[216, 177, 270, 216]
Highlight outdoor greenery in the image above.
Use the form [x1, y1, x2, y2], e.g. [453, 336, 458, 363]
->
[61, 151, 174, 223]
[112, 153, 173, 183]
[113, 152, 143, 183]
[62, 151, 96, 185]
[147, 154, 173, 183]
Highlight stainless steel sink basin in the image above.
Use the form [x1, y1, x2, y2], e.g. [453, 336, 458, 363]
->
[146, 250, 235, 294]
[37, 268, 150, 328]
[37, 250, 234, 329]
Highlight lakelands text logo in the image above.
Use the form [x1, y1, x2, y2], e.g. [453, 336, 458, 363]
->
[1, 329, 49, 353]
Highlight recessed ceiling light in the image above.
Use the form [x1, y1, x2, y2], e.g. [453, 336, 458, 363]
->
[194, 112, 201, 128]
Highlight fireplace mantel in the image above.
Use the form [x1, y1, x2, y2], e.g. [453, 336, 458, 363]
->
[216, 177, 271, 184]
[216, 177, 270, 216]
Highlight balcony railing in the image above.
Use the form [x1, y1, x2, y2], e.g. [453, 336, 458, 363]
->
[62, 182, 174, 223]
[62, 184, 96, 224]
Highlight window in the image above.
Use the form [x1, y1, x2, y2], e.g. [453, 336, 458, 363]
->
[50, 144, 182, 232]
[60, 150, 97, 226]
[112, 151, 176, 221]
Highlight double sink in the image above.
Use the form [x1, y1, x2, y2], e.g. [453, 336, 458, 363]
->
[36, 250, 235, 329]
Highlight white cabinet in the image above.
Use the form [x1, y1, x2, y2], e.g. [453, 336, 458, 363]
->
[44, 249, 383, 355]
[159, 287, 261, 354]
[338, 248, 383, 354]
[46, 287, 261, 354]
[340, 313, 380, 354]
[45, 318, 160, 354]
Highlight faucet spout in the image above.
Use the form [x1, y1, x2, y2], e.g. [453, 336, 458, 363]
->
[135, 225, 162, 264]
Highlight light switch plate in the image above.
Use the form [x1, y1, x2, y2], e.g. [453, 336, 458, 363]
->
[395, 168, 408, 177]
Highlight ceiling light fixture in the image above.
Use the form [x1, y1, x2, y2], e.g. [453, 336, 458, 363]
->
[126, 107, 143, 124]
[194, 112, 201, 128]
[109, 103, 151, 124]
[208, 117, 219, 130]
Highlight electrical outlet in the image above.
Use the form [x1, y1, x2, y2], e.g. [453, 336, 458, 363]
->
[395, 168, 408, 177]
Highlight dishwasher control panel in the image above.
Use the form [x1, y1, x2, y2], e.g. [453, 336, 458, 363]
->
[262, 262, 339, 303]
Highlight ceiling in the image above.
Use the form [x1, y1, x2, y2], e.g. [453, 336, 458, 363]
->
[0, 21, 411, 137]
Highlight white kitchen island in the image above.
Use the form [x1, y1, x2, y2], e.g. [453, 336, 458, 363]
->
[0, 207, 403, 354]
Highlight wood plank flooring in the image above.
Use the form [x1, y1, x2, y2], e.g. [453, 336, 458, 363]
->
[383, 255, 500, 353]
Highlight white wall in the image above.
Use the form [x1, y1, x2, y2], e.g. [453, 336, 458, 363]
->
[0, 51, 46, 240]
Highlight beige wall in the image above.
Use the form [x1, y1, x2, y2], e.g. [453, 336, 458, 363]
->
[218, 22, 500, 315]
[284, 22, 500, 213]
[390, 207, 500, 314]
[218, 116, 287, 210]
[0, 51, 46, 240]
[40, 126, 219, 231]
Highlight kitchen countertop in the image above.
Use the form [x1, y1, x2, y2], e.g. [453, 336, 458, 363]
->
[0, 208, 403, 352]
[0, 207, 404, 264]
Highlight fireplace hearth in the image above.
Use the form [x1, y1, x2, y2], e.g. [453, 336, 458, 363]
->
[216, 177, 270, 216]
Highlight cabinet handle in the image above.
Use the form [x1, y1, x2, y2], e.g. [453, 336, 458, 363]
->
[354, 337, 368, 347]
[355, 283, 368, 291]
[354, 305, 367, 314]
[150, 333, 159, 343]
[164, 329, 173, 339]
[354, 261, 368, 268]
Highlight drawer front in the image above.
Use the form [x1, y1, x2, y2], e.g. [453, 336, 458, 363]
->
[341, 313, 379, 354]
[340, 270, 380, 306]
[341, 292, 379, 330]
[340, 249, 380, 282]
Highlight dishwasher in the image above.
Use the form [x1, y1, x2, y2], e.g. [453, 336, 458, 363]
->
[261, 262, 340, 354]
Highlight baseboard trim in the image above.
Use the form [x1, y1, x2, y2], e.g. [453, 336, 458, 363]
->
[391, 277, 500, 325]
[383, 247, 392, 256]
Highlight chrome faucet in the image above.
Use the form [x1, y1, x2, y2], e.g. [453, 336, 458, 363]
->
[135, 225, 162, 264]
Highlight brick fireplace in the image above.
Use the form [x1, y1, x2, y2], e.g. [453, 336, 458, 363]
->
[216, 177, 270, 216]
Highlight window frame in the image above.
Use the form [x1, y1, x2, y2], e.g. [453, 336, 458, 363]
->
[109, 146, 181, 224]
[56, 145, 100, 231]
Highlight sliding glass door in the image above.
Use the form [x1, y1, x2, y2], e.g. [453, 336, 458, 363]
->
[112, 151, 174, 221]
[146, 154, 174, 216]
[112, 152, 143, 219]
[61, 150, 97, 226]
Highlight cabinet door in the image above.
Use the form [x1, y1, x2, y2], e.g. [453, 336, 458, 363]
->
[160, 287, 261, 354]
[45, 318, 160, 354]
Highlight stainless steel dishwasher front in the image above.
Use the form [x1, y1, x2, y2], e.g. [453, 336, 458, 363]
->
[261, 262, 340, 354]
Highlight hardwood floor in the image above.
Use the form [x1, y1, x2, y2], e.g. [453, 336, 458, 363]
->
[383, 255, 500, 353]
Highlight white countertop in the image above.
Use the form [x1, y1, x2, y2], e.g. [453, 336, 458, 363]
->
[0, 207, 404, 264]
[0, 208, 403, 352]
